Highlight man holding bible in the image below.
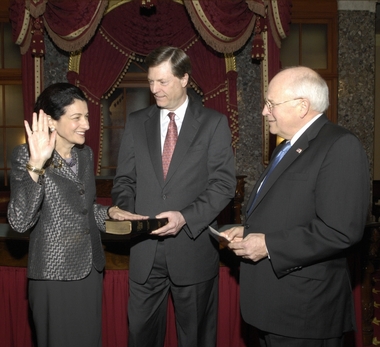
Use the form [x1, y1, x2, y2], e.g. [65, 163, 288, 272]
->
[109, 46, 236, 347]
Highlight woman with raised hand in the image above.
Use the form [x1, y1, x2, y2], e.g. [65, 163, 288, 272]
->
[7, 83, 145, 347]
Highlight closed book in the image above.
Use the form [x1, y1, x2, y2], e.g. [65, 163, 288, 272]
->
[105, 218, 168, 235]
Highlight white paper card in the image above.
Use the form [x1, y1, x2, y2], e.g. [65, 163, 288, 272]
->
[208, 225, 231, 242]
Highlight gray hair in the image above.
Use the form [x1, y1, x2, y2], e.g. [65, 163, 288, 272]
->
[284, 67, 329, 113]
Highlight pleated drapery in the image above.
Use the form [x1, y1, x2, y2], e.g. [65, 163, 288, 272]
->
[9, 0, 292, 172]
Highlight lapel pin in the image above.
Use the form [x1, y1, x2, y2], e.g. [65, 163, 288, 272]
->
[296, 148, 302, 154]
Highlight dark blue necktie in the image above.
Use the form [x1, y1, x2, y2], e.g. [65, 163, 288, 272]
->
[247, 141, 291, 215]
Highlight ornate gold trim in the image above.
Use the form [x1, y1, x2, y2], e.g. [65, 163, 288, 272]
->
[34, 57, 41, 100]
[271, 0, 286, 40]
[105, 0, 133, 14]
[224, 53, 236, 73]
[191, 1, 234, 42]
[16, 8, 30, 45]
[68, 50, 82, 74]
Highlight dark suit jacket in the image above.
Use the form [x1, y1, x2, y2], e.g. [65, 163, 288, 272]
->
[8, 144, 107, 280]
[240, 115, 370, 339]
[112, 99, 236, 285]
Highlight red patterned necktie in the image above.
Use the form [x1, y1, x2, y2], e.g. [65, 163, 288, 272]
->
[162, 112, 178, 180]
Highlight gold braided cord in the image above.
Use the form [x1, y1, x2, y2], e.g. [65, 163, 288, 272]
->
[34, 57, 42, 100]
[15, 8, 30, 45]
[191, 1, 234, 42]
[225, 53, 237, 73]
[105, 0, 133, 15]
[183, 0, 257, 54]
[68, 50, 82, 74]
[271, 0, 286, 39]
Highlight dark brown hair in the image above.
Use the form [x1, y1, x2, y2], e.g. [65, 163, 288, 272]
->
[145, 46, 191, 79]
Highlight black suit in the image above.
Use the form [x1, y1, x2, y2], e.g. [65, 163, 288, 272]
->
[241, 115, 369, 340]
[112, 98, 236, 346]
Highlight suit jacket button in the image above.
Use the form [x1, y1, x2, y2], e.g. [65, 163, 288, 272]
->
[82, 209, 88, 215]
[162, 195, 167, 200]
[79, 189, 85, 195]
[245, 224, 250, 229]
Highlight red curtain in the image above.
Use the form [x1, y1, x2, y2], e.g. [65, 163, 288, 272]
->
[0, 263, 365, 347]
[9, 0, 107, 141]
[67, 0, 251, 170]
[102, 269, 130, 346]
[0, 267, 33, 347]
[183, 0, 263, 53]
[0, 266, 249, 347]
[9, 0, 288, 172]
[43, 0, 108, 52]
[9, 0, 293, 168]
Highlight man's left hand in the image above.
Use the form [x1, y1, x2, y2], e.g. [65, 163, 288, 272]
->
[228, 233, 268, 262]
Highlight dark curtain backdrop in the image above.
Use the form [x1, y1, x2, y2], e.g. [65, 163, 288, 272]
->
[9, 0, 292, 172]
[66, 0, 259, 170]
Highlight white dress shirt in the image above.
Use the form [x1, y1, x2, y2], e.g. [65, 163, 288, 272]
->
[160, 96, 189, 152]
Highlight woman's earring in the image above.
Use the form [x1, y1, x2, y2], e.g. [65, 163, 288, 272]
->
[50, 127, 55, 132]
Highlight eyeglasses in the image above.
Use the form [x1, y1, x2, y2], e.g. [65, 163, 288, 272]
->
[264, 97, 303, 113]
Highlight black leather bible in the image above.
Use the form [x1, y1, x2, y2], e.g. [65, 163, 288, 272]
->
[105, 218, 168, 235]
